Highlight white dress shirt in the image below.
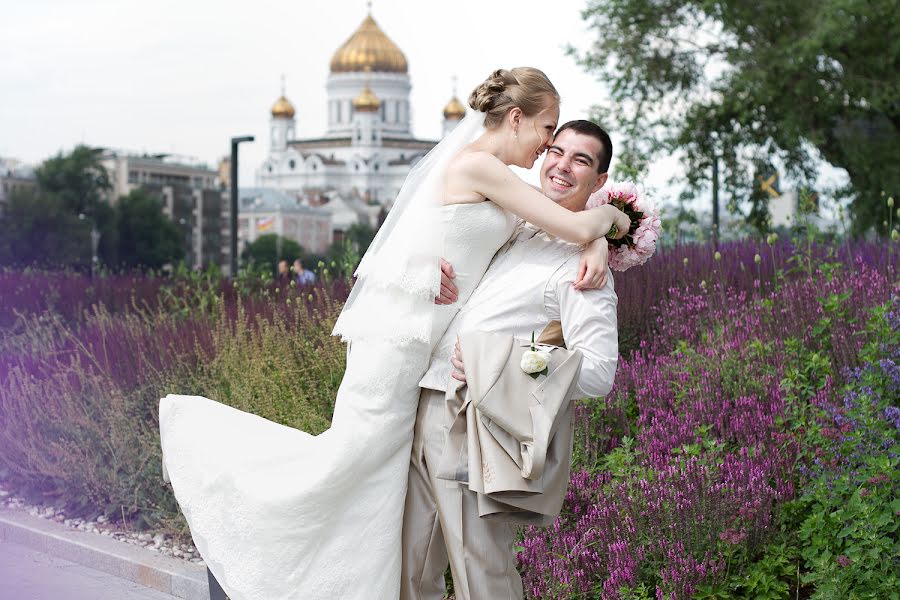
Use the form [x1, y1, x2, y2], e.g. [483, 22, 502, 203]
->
[419, 223, 618, 399]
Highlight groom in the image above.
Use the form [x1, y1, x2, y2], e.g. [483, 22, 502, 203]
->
[401, 120, 620, 600]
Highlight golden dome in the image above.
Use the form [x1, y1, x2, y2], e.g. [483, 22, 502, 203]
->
[352, 85, 381, 112]
[271, 95, 295, 119]
[443, 96, 466, 120]
[330, 15, 408, 74]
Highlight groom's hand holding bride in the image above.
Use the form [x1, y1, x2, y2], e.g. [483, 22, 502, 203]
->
[435, 258, 459, 305]
[450, 339, 466, 382]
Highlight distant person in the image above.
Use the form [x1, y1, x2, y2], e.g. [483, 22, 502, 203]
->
[275, 259, 292, 286]
[293, 258, 316, 286]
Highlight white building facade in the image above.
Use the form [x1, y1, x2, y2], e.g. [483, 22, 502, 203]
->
[101, 152, 225, 269]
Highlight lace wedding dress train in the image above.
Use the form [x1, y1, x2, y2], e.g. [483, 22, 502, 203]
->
[159, 201, 516, 600]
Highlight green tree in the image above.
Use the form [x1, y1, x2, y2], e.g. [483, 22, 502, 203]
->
[34, 145, 111, 215]
[343, 222, 376, 256]
[115, 189, 184, 270]
[241, 234, 303, 274]
[659, 197, 701, 246]
[574, 0, 899, 234]
[0, 145, 119, 269]
[0, 188, 90, 268]
[318, 223, 377, 276]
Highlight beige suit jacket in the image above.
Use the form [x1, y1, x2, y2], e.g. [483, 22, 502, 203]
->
[435, 323, 581, 525]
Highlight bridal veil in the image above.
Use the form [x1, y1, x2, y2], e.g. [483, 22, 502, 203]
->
[331, 111, 485, 346]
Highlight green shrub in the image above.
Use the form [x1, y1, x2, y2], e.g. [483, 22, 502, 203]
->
[0, 288, 347, 533]
[179, 300, 345, 435]
[792, 300, 900, 598]
[0, 340, 179, 528]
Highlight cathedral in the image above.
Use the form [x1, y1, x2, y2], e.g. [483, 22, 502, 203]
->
[256, 9, 466, 212]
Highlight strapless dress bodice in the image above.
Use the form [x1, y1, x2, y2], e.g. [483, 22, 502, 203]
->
[431, 201, 517, 347]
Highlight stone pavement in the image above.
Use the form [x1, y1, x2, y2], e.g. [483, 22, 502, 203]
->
[0, 539, 180, 600]
[0, 507, 208, 599]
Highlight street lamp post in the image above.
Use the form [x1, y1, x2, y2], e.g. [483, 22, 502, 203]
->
[711, 150, 720, 249]
[179, 217, 194, 269]
[229, 136, 254, 277]
[90, 226, 100, 276]
[79, 213, 100, 277]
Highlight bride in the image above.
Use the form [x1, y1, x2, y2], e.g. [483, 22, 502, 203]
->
[159, 67, 628, 599]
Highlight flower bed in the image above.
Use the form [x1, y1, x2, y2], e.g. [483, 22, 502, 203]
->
[0, 278, 348, 532]
[0, 241, 896, 596]
[519, 250, 897, 598]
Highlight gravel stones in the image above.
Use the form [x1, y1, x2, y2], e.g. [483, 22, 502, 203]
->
[0, 482, 203, 566]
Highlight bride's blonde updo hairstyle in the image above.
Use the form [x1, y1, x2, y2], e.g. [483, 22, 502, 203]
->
[468, 67, 560, 128]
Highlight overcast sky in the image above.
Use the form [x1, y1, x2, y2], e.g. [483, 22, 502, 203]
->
[2, 0, 688, 189]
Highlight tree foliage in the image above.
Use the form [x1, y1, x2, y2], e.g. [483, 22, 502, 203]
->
[300, 223, 378, 278]
[241, 234, 303, 274]
[0, 145, 118, 269]
[343, 222, 376, 255]
[34, 145, 111, 216]
[0, 188, 91, 268]
[115, 189, 184, 270]
[0, 146, 198, 271]
[574, 0, 899, 234]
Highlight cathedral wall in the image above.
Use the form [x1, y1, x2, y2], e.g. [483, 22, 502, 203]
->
[326, 72, 412, 138]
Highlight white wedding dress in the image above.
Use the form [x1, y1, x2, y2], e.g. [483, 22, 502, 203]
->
[159, 201, 516, 600]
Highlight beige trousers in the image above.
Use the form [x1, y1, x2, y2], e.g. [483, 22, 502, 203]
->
[400, 388, 524, 600]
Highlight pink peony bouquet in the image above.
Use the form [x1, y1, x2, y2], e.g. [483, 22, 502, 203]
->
[586, 181, 662, 271]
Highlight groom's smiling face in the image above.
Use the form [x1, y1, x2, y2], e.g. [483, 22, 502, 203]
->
[540, 129, 608, 210]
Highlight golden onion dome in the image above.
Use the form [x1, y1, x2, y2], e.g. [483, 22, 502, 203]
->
[330, 15, 408, 74]
[271, 95, 295, 119]
[443, 96, 466, 120]
[352, 85, 381, 112]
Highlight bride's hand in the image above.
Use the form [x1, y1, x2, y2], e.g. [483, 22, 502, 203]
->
[574, 238, 609, 291]
[599, 204, 631, 239]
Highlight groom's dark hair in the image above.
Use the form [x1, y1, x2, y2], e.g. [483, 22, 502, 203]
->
[554, 120, 613, 174]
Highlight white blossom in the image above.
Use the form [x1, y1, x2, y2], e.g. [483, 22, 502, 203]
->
[521, 350, 551, 374]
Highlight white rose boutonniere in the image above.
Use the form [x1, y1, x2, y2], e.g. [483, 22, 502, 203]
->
[521, 331, 550, 379]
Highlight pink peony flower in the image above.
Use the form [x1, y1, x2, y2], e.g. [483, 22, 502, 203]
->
[587, 181, 662, 271]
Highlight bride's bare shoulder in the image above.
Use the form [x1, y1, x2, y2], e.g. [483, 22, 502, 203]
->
[443, 150, 508, 204]
[446, 150, 507, 182]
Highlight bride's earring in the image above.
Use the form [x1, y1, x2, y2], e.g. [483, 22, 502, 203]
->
[514, 126, 519, 140]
